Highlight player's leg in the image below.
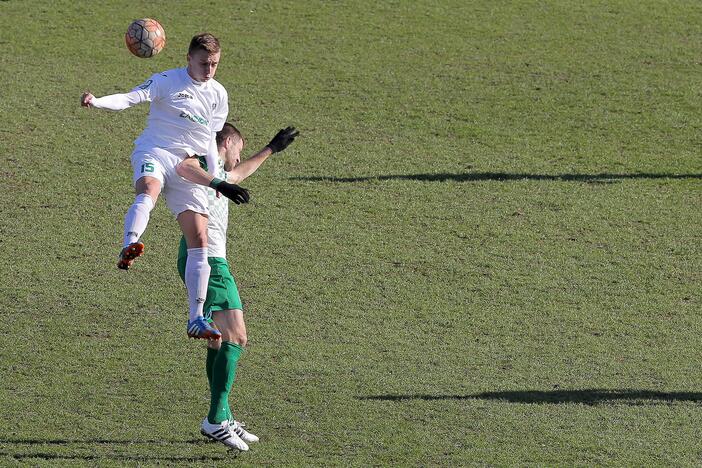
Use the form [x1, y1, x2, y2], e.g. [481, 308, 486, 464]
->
[209, 308, 258, 443]
[119, 181, 160, 270]
[119, 152, 165, 270]
[182, 253, 249, 447]
[125, 176, 160, 246]
[213, 308, 247, 345]
[199, 313, 249, 450]
[165, 156, 220, 340]
[202, 260, 258, 442]
[177, 210, 220, 339]
[202, 261, 246, 424]
[208, 309, 246, 424]
[199, 322, 249, 450]
[206, 338, 221, 388]
[177, 245, 222, 416]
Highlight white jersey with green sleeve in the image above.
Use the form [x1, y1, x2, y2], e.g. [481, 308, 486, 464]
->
[206, 156, 229, 259]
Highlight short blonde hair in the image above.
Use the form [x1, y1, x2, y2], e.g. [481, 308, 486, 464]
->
[188, 33, 220, 55]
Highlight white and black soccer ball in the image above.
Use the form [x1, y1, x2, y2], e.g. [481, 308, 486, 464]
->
[125, 18, 166, 58]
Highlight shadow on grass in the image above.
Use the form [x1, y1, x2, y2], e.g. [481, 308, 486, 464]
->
[292, 172, 702, 183]
[359, 389, 702, 406]
[0, 452, 230, 462]
[0, 438, 232, 462]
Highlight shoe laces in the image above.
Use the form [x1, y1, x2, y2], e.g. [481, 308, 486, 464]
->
[229, 418, 247, 429]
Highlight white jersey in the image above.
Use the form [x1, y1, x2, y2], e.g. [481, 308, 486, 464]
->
[131, 67, 228, 156]
[206, 157, 230, 259]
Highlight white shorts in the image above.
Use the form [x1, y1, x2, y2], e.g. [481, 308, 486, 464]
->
[131, 147, 209, 216]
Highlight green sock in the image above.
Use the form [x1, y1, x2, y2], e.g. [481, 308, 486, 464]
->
[206, 347, 218, 388]
[206, 347, 233, 422]
[207, 341, 243, 424]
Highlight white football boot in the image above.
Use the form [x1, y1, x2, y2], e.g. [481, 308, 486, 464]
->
[200, 418, 249, 451]
[229, 419, 259, 444]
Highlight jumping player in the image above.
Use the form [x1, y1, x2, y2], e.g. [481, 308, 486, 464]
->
[81, 33, 249, 339]
[177, 123, 299, 450]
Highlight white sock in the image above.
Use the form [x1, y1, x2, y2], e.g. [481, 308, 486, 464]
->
[185, 247, 210, 321]
[123, 193, 154, 247]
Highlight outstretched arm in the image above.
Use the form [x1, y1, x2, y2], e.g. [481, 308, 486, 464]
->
[227, 147, 273, 184]
[80, 90, 145, 111]
[174, 126, 299, 202]
[228, 126, 299, 184]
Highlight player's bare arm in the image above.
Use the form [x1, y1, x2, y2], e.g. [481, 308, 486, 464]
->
[227, 126, 299, 184]
[226, 148, 272, 184]
[175, 158, 250, 205]
[175, 157, 217, 187]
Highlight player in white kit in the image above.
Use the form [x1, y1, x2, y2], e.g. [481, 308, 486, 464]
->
[81, 33, 248, 339]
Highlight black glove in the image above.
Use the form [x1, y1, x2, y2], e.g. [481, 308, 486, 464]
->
[266, 126, 299, 153]
[213, 180, 250, 205]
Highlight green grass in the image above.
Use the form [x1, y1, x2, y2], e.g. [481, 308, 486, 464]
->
[1, 0, 701, 465]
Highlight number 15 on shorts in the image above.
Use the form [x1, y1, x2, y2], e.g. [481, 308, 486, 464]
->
[140, 162, 155, 174]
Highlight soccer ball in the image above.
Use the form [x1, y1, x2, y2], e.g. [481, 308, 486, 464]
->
[125, 18, 166, 58]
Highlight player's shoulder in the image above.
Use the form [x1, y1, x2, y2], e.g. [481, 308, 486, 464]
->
[152, 67, 185, 83]
[141, 68, 188, 94]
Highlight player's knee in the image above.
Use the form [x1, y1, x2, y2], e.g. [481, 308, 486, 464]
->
[234, 332, 247, 347]
[135, 177, 161, 199]
[182, 230, 207, 248]
[222, 327, 246, 347]
[190, 233, 208, 247]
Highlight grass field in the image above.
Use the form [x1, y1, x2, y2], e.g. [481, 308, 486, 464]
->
[1, 0, 701, 465]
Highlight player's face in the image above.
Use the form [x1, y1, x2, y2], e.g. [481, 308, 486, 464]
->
[187, 49, 220, 82]
[225, 137, 244, 170]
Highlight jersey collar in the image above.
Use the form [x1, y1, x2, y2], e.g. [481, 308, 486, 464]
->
[184, 67, 209, 88]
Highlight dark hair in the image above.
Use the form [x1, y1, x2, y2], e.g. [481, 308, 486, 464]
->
[216, 122, 243, 148]
[188, 33, 220, 55]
